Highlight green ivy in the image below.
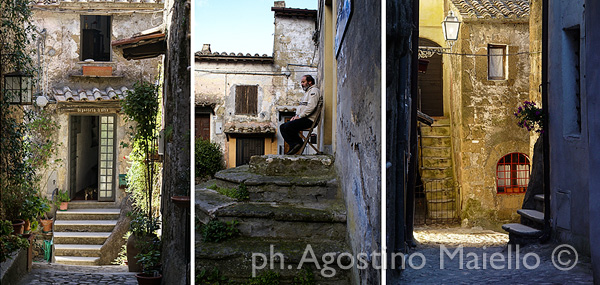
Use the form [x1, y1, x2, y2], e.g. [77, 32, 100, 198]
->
[201, 220, 240, 243]
[208, 183, 249, 201]
[246, 271, 281, 285]
[196, 268, 230, 284]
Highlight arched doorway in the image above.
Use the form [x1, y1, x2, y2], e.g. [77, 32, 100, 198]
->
[418, 38, 443, 117]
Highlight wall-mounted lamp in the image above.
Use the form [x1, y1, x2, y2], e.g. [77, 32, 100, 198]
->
[442, 10, 461, 49]
[3, 71, 33, 105]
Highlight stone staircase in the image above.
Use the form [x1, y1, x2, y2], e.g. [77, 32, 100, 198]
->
[419, 118, 458, 221]
[53, 201, 121, 265]
[502, 194, 546, 244]
[195, 155, 350, 284]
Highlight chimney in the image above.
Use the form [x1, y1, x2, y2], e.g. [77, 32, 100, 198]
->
[202, 44, 211, 54]
[274, 1, 285, 8]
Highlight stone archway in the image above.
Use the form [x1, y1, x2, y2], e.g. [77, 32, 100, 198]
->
[418, 38, 443, 117]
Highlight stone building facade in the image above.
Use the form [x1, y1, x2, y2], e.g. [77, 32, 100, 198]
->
[28, 0, 163, 265]
[194, 2, 319, 168]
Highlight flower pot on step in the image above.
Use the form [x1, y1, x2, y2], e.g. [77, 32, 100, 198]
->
[127, 234, 155, 272]
[23, 220, 31, 233]
[135, 273, 162, 285]
[59, 202, 68, 211]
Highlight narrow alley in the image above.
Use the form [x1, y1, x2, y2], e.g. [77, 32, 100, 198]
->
[399, 226, 594, 284]
[16, 263, 137, 285]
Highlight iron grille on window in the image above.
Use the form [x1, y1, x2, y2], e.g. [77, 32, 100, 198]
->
[496, 153, 530, 194]
[235, 85, 258, 115]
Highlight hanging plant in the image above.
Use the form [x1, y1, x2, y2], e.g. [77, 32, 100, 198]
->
[514, 101, 543, 133]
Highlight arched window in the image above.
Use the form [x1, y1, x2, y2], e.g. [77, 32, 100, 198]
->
[496, 153, 530, 194]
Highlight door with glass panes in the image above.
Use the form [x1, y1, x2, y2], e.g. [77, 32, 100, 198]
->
[69, 115, 116, 202]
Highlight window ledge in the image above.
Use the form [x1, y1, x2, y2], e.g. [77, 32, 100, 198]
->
[77, 61, 116, 65]
[70, 74, 124, 79]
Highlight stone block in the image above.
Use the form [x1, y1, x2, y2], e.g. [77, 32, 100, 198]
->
[249, 155, 334, 176]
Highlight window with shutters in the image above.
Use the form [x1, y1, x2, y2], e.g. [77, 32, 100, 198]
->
[235, 85, 258, 115]
[488, 44, 507, 80]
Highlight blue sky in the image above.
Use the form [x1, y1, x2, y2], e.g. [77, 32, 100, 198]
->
[194, 0, 318, 55]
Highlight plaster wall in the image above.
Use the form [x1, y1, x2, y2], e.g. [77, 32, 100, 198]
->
[273, 16, 319, 68]
[547, 0, 590, 255]
[453, 19, 532, 227]
[30, 10, 162, 92]
[333, 0, 381, 283]
[419, 0, 445, 48]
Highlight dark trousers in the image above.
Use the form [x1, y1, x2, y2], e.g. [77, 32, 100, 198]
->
[280, 117, 313, 148]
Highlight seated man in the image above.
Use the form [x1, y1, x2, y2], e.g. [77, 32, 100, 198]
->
[280, 75, 321, 155]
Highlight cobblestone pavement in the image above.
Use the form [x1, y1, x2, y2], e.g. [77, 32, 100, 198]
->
[17, 263, 137, 285]
[399, 226, 594, 284]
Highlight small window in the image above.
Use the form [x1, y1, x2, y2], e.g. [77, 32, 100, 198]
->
[235, 85, 258, 115]
[81, 15, 111, 61]
[496, 153, 530, 194]
[488, 45, 506, 80]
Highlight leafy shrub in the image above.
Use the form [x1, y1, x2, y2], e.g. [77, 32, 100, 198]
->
[196, 267, 229, 284]
[208, 183, 249, 201]
[196, 139, 224, 181]
[292, 268, 315, 285]
[0, 220, 29, 263]
[201, 220, 240, 243]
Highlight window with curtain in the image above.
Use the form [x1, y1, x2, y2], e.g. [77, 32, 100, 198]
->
[496, 153, 530, 194]
[488, 44, 507, 80]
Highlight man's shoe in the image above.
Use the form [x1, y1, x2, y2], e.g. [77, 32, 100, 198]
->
[285, 144, 302, 155]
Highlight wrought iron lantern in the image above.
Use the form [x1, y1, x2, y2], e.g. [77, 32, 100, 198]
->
[442, 11, 461, 47]
[3, 71, 33, 104]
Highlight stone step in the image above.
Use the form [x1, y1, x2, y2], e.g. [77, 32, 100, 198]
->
[421, 146, 452, 158]
[54, 244, 102, 257]
[534, 194, 545, 212]
[66, 201, 120, 209]
[53, 232, 111, 245]
[421, 157, 452, 168]
[203, 202, 347, 241]
[202, 175, 339, 205]
[420, 167, 453, 179]
[249, 155, 335, 177]
[196, 237, 351, 284]
[420, 136, 452, 147]
[420, 125, 450, 136]
[517, 209, 544, 224]
[54, 256, 100, 266]
[432, 117, 450, 125]
[54, 220, 118, 232]
[502, 223, 543, 245]
[56, 208, 121, 220]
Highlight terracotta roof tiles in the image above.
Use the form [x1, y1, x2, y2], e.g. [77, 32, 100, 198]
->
[52, 86, 129, 102]
[450, 0, 529, 19]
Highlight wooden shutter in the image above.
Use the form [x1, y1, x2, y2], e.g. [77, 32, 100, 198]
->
[235, 85, 258, 115]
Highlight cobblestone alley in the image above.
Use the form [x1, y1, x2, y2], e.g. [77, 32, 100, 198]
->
[16, 263, 137, 285]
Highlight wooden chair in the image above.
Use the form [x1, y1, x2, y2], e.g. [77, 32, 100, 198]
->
[297, 99, 323, 155]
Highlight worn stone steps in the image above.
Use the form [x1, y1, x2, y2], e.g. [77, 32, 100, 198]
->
[195, 237, 351, 284]
[420, 136, 452, 147]
[54, 220, 118, 232]
[421, 157, 452, 168]
[421, 146, 452, 157]
[56, 209, 120, 220]
[67, 201, 120, 209]
[420, 125, 450, 136]
[54, 256, 100, 266]
[502, 223, 542, 245]
[534, 194, 545, 212]
[54, 244, 103, 257]
[53, 232, 111, 245]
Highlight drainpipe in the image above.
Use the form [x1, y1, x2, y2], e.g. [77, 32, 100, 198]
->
[540, 0, 551, 243]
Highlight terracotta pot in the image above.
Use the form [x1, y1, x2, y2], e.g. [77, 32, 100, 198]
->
[12, 219, 25, 235]
[135, 273, 162, 285]
[59, 202, 68, 211]
[40, 219, 53, 233]
[24, 220, 31, 232]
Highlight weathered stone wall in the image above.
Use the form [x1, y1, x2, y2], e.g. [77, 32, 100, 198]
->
[333, 0, 381, 283]
[30, 10, 162, 92]
[547, 0, 590, 255]
[195, 6, 317, 165]
[453, 18, 531, 228]
[585, 0, 600, 280]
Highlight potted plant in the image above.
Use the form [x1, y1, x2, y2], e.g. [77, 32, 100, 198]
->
[134, 237, 162, 285]
[0, 220, 29, 263]
[56, 190, 70, 211]
[20, 195, 51, 233]
[127, 212, 160, 272]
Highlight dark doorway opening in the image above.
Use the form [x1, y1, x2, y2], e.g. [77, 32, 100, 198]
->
[236, 137, 264, 166]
